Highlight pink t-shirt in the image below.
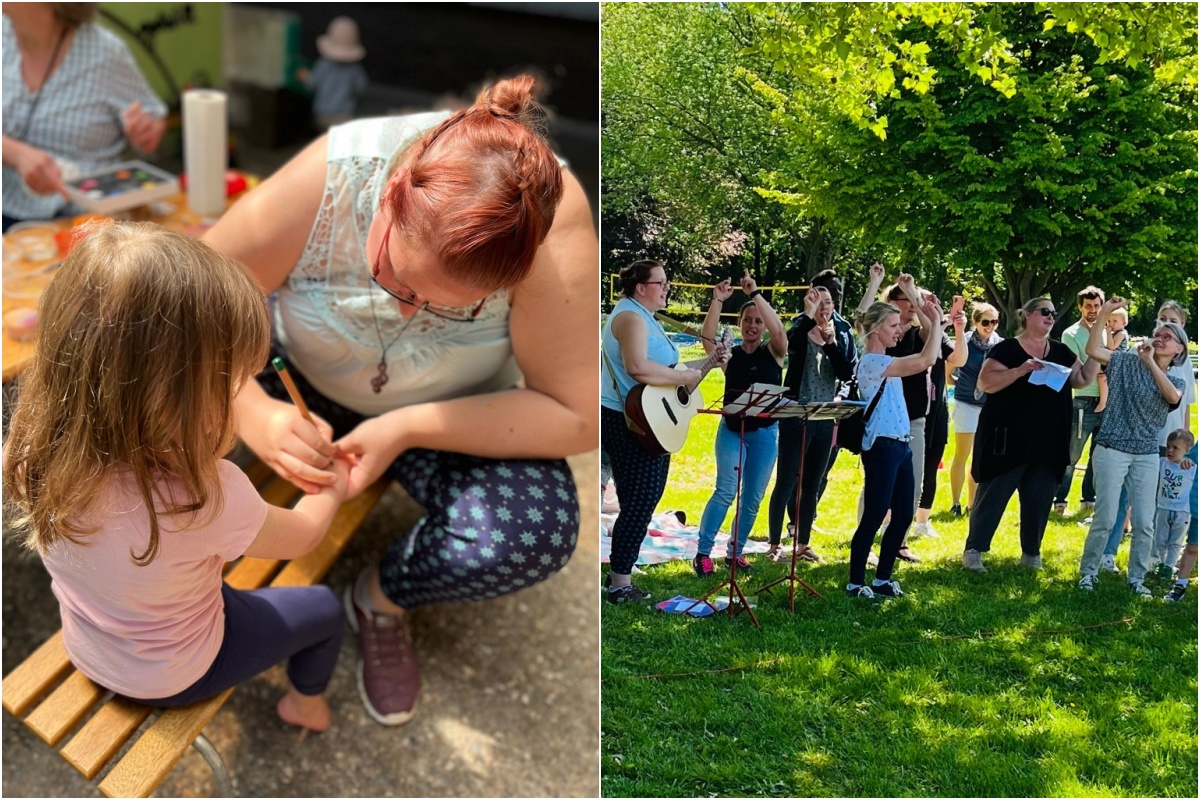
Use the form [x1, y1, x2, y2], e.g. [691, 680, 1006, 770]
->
[42, 460, 268, 699]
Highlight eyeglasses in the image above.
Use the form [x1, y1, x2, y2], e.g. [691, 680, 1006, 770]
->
[979, 319, 999, 327]
[371, 225, 486, 322]
[642, 280, 671, 288]
[1033, 307, 1057, 318]
[1152, 330, 1181, 344]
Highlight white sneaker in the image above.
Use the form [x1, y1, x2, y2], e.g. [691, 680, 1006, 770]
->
[1129, 582, 1154, 600]
[1077, 574, 1098, 591]
[910, 522, 930, 539]
[1100, 554, 1120, 573]
[962, 549, 987, 573]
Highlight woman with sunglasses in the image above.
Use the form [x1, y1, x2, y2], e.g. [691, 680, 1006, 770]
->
[962, 297, 1100, 573]
[203, 76, 597, 726]
[601, 260, 727, 603]
[1077, 298, 1188, 597]
[946, 302, 1003, 517]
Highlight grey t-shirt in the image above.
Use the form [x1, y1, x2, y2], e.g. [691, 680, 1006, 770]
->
[1095, 350, 1184, 455]
[795, 336, 838, 404]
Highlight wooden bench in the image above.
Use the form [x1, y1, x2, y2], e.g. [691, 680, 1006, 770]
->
[2, 459, 390, 797]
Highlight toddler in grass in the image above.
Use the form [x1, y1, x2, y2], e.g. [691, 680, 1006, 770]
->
[1155, 429, 1197, 602]
[2, 223, 354, 731]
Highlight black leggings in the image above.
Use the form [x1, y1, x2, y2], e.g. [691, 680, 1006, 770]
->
[919, 401, 949, 510]
[767, 418, 834, 546]
[602, 407, 670, 575]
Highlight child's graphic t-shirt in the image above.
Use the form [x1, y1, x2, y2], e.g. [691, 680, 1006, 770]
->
[42, 461, 268, 699]
[1158, 457, 1197, 514]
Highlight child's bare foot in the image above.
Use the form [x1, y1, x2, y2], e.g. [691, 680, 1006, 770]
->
[276, 689, 330, 732]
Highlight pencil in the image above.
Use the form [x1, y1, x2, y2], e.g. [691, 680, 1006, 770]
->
[271, 357, 315, 424]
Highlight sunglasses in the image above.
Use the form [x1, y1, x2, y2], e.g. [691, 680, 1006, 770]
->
[371, 225, 486, 322]
[1033, 307, 1057, 318]
[979, 319, 999, 327]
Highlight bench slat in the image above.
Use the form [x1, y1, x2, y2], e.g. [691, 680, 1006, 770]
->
[60, 697, 153, 779]
[272, 478, 390, 588]
[24, 670, 105, 745]
[97, 689, 234, 799]
[1, 631, 73, 717]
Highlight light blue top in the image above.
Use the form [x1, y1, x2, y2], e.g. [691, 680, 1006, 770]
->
[600, 297, 679, 412]
[2, 19, 166, 220]
[1158, 457, 1196, 513]
[856, 353, 911, 451]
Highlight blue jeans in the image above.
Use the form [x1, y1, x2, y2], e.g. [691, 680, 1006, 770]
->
[1055, 397, 1103, 504]
[849, 437, 915, 585]
[1080, 446, 1158, 583]
[697, 423, 779, 558]
[1103, 483, 1130, 557]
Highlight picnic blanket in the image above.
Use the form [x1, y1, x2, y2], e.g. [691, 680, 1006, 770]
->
[600, 511, 772, 565]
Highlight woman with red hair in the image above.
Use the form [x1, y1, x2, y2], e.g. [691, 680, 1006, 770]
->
[204, 76, 596, 727]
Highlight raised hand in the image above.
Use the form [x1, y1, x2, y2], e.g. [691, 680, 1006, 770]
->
[869, 262, 886, 284]
[740, 269, 758, 296]
[713, 278, 734, 303]
[896, 273, 920, 303]
[1102, 296, 1128, 316]
[1137, 338, 1155, 364]
[951, 295, 965, 316]
[804, 286, 822, 317]
[121, 102, 166, 153]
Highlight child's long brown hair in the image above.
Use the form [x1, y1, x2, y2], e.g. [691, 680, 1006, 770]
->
[3, 223, 270, 565]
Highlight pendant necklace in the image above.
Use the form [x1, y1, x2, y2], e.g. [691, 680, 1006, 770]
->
[367, 278, 415, 394]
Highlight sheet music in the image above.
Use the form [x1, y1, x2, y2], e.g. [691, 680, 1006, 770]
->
[1028, 359, 1071, 392]
[724, 384, 866, 421]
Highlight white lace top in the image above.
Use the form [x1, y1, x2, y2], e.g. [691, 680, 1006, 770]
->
[277, 113, 522, 416]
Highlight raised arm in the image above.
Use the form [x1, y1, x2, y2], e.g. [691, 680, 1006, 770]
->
[1071, 355, 1103, 390]
[883, 279, 944, 378]
[947, 296, 969, 368]
[1137, 340, 1184, 406]
[741, 271, 788, 361]
[1085, 297, 1124, 366]
[702, 279, 734, 358]
[856, 261, 886, 317]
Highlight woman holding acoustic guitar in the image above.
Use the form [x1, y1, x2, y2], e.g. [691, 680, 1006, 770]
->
[691, 272, 787, 577]
[601, 260, 729, 604]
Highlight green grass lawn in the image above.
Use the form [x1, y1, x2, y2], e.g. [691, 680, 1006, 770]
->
[601, 350, 1199, 798]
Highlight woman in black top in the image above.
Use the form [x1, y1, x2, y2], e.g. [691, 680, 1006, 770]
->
[766, 286, 857, 562]
[692, 272, 788, 577]
[962, 297, 1100, 572]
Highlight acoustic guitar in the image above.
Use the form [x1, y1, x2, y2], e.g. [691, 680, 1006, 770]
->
[624, 328, 733, 456]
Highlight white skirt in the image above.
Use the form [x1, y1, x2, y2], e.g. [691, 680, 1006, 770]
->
[952, 400, 983, 434]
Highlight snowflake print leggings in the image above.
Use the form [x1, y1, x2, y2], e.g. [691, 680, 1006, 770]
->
[258, 353, 580, 610]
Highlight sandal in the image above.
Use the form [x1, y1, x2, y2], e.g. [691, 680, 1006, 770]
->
[896, 547, 921, 563]
[797, 546, 826, 564]
[767, 545, 789, 562]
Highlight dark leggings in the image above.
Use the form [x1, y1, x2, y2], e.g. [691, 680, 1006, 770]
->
[848, 437, 915, 585]
[259, 353, 580, 610]
[965, 462, 1057, 556]
[146, 583, 345, 705]
[767, 418, 834, 546]
[919, 402, 949, 510]
[602, 407, 670, 575]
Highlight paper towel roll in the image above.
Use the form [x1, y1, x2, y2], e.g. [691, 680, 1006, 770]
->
[183, 90, 228, 217]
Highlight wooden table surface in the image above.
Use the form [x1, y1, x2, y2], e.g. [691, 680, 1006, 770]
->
[2, 183, 255, 382]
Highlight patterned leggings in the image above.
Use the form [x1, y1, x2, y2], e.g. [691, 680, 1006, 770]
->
[257, 355, 580, 610]
[602, 407, 671, 575]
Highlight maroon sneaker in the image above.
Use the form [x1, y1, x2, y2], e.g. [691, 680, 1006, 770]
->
[344, 584, 420, 726]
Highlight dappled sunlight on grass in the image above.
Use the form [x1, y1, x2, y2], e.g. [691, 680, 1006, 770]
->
[603, 356, 1197, 795]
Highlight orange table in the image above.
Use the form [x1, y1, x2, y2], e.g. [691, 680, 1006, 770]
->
[2, 183, 255, 382]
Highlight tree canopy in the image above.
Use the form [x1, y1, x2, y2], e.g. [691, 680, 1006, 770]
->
[602, 2, 1197, 332]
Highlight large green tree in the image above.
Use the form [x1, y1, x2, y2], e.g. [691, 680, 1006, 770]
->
[744, 1, 1198, 329]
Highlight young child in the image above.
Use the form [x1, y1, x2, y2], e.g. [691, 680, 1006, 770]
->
[1163, 436, 1199, 602]
[2, 223, 352, 731]
[298, 16, 369, 130]
[1153, 429, 1196, 580]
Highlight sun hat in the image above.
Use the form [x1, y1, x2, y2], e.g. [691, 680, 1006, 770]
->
[317, 16, 365, 63]
[1153, 321, 1190, 367]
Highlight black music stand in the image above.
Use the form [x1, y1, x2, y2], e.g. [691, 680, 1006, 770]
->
[756, 394, 865, 613]
[683, 383, 824, 630]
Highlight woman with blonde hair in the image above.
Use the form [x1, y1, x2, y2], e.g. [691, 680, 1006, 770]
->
[962, 297, 1100, 573]
[204, 75, 597, 726]
[946, 302, 1003, 516]
[845, 276, 947, 599]
[4, 223, 350, 731]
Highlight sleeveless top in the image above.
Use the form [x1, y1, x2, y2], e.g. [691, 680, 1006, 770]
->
[722, 345, 782, 432]
[276, 113, 526, 416]
[952, 330, 1002, 406]
[600, 297, 679, 412]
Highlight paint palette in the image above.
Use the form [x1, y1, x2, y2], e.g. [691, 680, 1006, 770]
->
[63, 160, 180, 215]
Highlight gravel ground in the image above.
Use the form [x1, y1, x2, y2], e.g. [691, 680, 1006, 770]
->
[2, 451, 599, 798]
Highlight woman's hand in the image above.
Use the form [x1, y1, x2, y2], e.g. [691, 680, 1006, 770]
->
[13, 143, 65, 196]
[740, 270, 757, 296]
[896, 272, 920, 304]
[121, 102, 166, 153]
[333, 414, 408, 500]
[679, 368, 704, 392]
[803, 287, 822, 318]
[1137, 338, 1156, 365]
[1018, 358, 1044, 376]
[869, 262, 886, 285]
[241, 398, 339, 494]
[713, 278, 734, 303]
